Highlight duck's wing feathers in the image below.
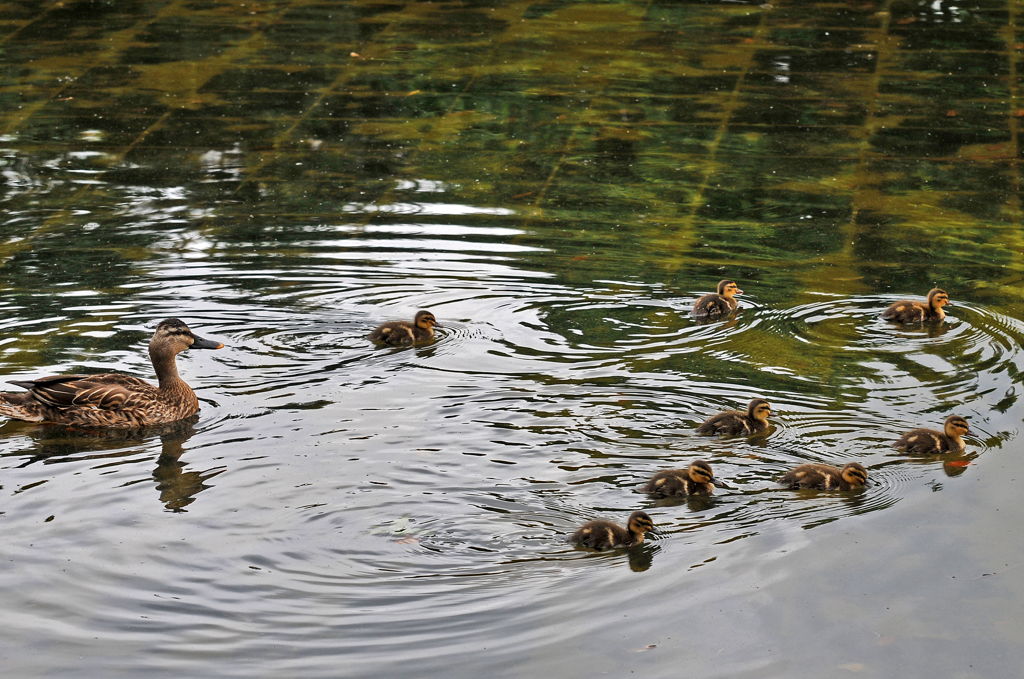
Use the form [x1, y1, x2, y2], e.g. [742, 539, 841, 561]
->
[11, 374, 154, 411]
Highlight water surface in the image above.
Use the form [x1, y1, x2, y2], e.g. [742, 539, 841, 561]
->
[2, 0, 1024, 676]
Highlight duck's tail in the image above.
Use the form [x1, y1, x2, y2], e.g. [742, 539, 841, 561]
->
[0, 391, 46, 422]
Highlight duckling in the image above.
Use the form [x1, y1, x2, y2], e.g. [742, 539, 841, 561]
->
[881, 288, 952, 323]
[368, 310, 440, 345]
[697, 398, 772, 436]
[0, 318, 223, 429]
[779, 462, 868, 490]
[894, 415, 970, 454]
[693, 279, 743, 317]
[568, 511, 660, 550]
[643, 460, 726, 497]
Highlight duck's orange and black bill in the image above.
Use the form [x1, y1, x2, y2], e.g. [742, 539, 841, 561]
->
[711, 477, 728, 488]
[191, 334, 224, 350]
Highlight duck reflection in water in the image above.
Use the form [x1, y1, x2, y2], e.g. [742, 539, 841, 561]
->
[153, 424, 225, 512]
[0, 417, 224, 511]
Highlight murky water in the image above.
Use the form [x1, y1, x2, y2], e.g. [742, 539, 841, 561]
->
[3, 0, 1024, 676]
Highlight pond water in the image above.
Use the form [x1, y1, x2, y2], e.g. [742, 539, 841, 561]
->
[2, 0, 1024, 676]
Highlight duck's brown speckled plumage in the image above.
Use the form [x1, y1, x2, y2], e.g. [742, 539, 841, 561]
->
[693, 280, 742, 317]
[697, 398, 772, 436]
[643, 460, 725, 497]
[881, 288, 951, 323]
[779, 462, 868, 490]
[368, 310, 440, 345]
[0, 319, 223, 429]
[568, 511, 659, 550]
[894, 415, 970, 454]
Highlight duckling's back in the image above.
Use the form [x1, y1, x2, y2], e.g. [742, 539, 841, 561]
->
[895, 428, 953, 454]
[368, 321, 417, 345]
[779, 463, 842, 490]
[693, 294, 735, 318]
[568, 520, 627, 550]
[697, 411, 758, 436]
[643, 470, 711, 496]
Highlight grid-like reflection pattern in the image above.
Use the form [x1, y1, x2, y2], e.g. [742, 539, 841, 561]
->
[0, 0, 1021, 302]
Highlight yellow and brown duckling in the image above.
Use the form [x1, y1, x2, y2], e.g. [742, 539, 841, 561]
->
[568, 511, 660, 550]
[894, 415, 970, 454]
[367, 310, 440, 345]
[0, 318, 223, 429]
[779, 462, 868, 490]
[697, 398, 773, 436]
[693, 279, 743, 317]
[881, 288, 952, 323]
[643, 460, 726, 497]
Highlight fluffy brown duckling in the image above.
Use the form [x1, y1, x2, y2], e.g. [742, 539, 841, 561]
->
[779, 462, 868, 490]
[368, 310, 440, 345]
[693, 279, 743, 317]
[894, 415, 970, 454]
[0, 318, 224, 428]
[568, 511, 660, 550]
[643, 460, 726, 497]
[881, 288, 952, 323]
[697, 398, 773, 436]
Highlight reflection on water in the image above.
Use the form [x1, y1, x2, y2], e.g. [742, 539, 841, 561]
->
[3, 0, 1024, 676]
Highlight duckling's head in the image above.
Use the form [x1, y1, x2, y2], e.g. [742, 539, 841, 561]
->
[747, 398, 773, 422]
[689, 459, 727, 488]
[151, 318, 224, 356]
[627, 511, 659, 538]
[927, 288, 952, 310]
[717, 279, 743, 298]
[840, 462, 868, 487]
[414, 310, 439, 330]
[943, 415, 970, 439]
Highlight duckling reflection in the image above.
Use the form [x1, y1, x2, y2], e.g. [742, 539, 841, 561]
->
[568, 511, 660, 550]
[900, 449, 979, 478]
[779, 462, 868, 490]
[643, 460, 726, 497]
[627, 541, 658, 572]
[895, 415, 970, 454]
[368, 310, 441, 345]
[881, 288, 951, 323]
[697, 398, 773, 436]
[692, 279, 742, 318]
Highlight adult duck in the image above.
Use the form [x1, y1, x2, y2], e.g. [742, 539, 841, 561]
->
[0, 318, 223, 428]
